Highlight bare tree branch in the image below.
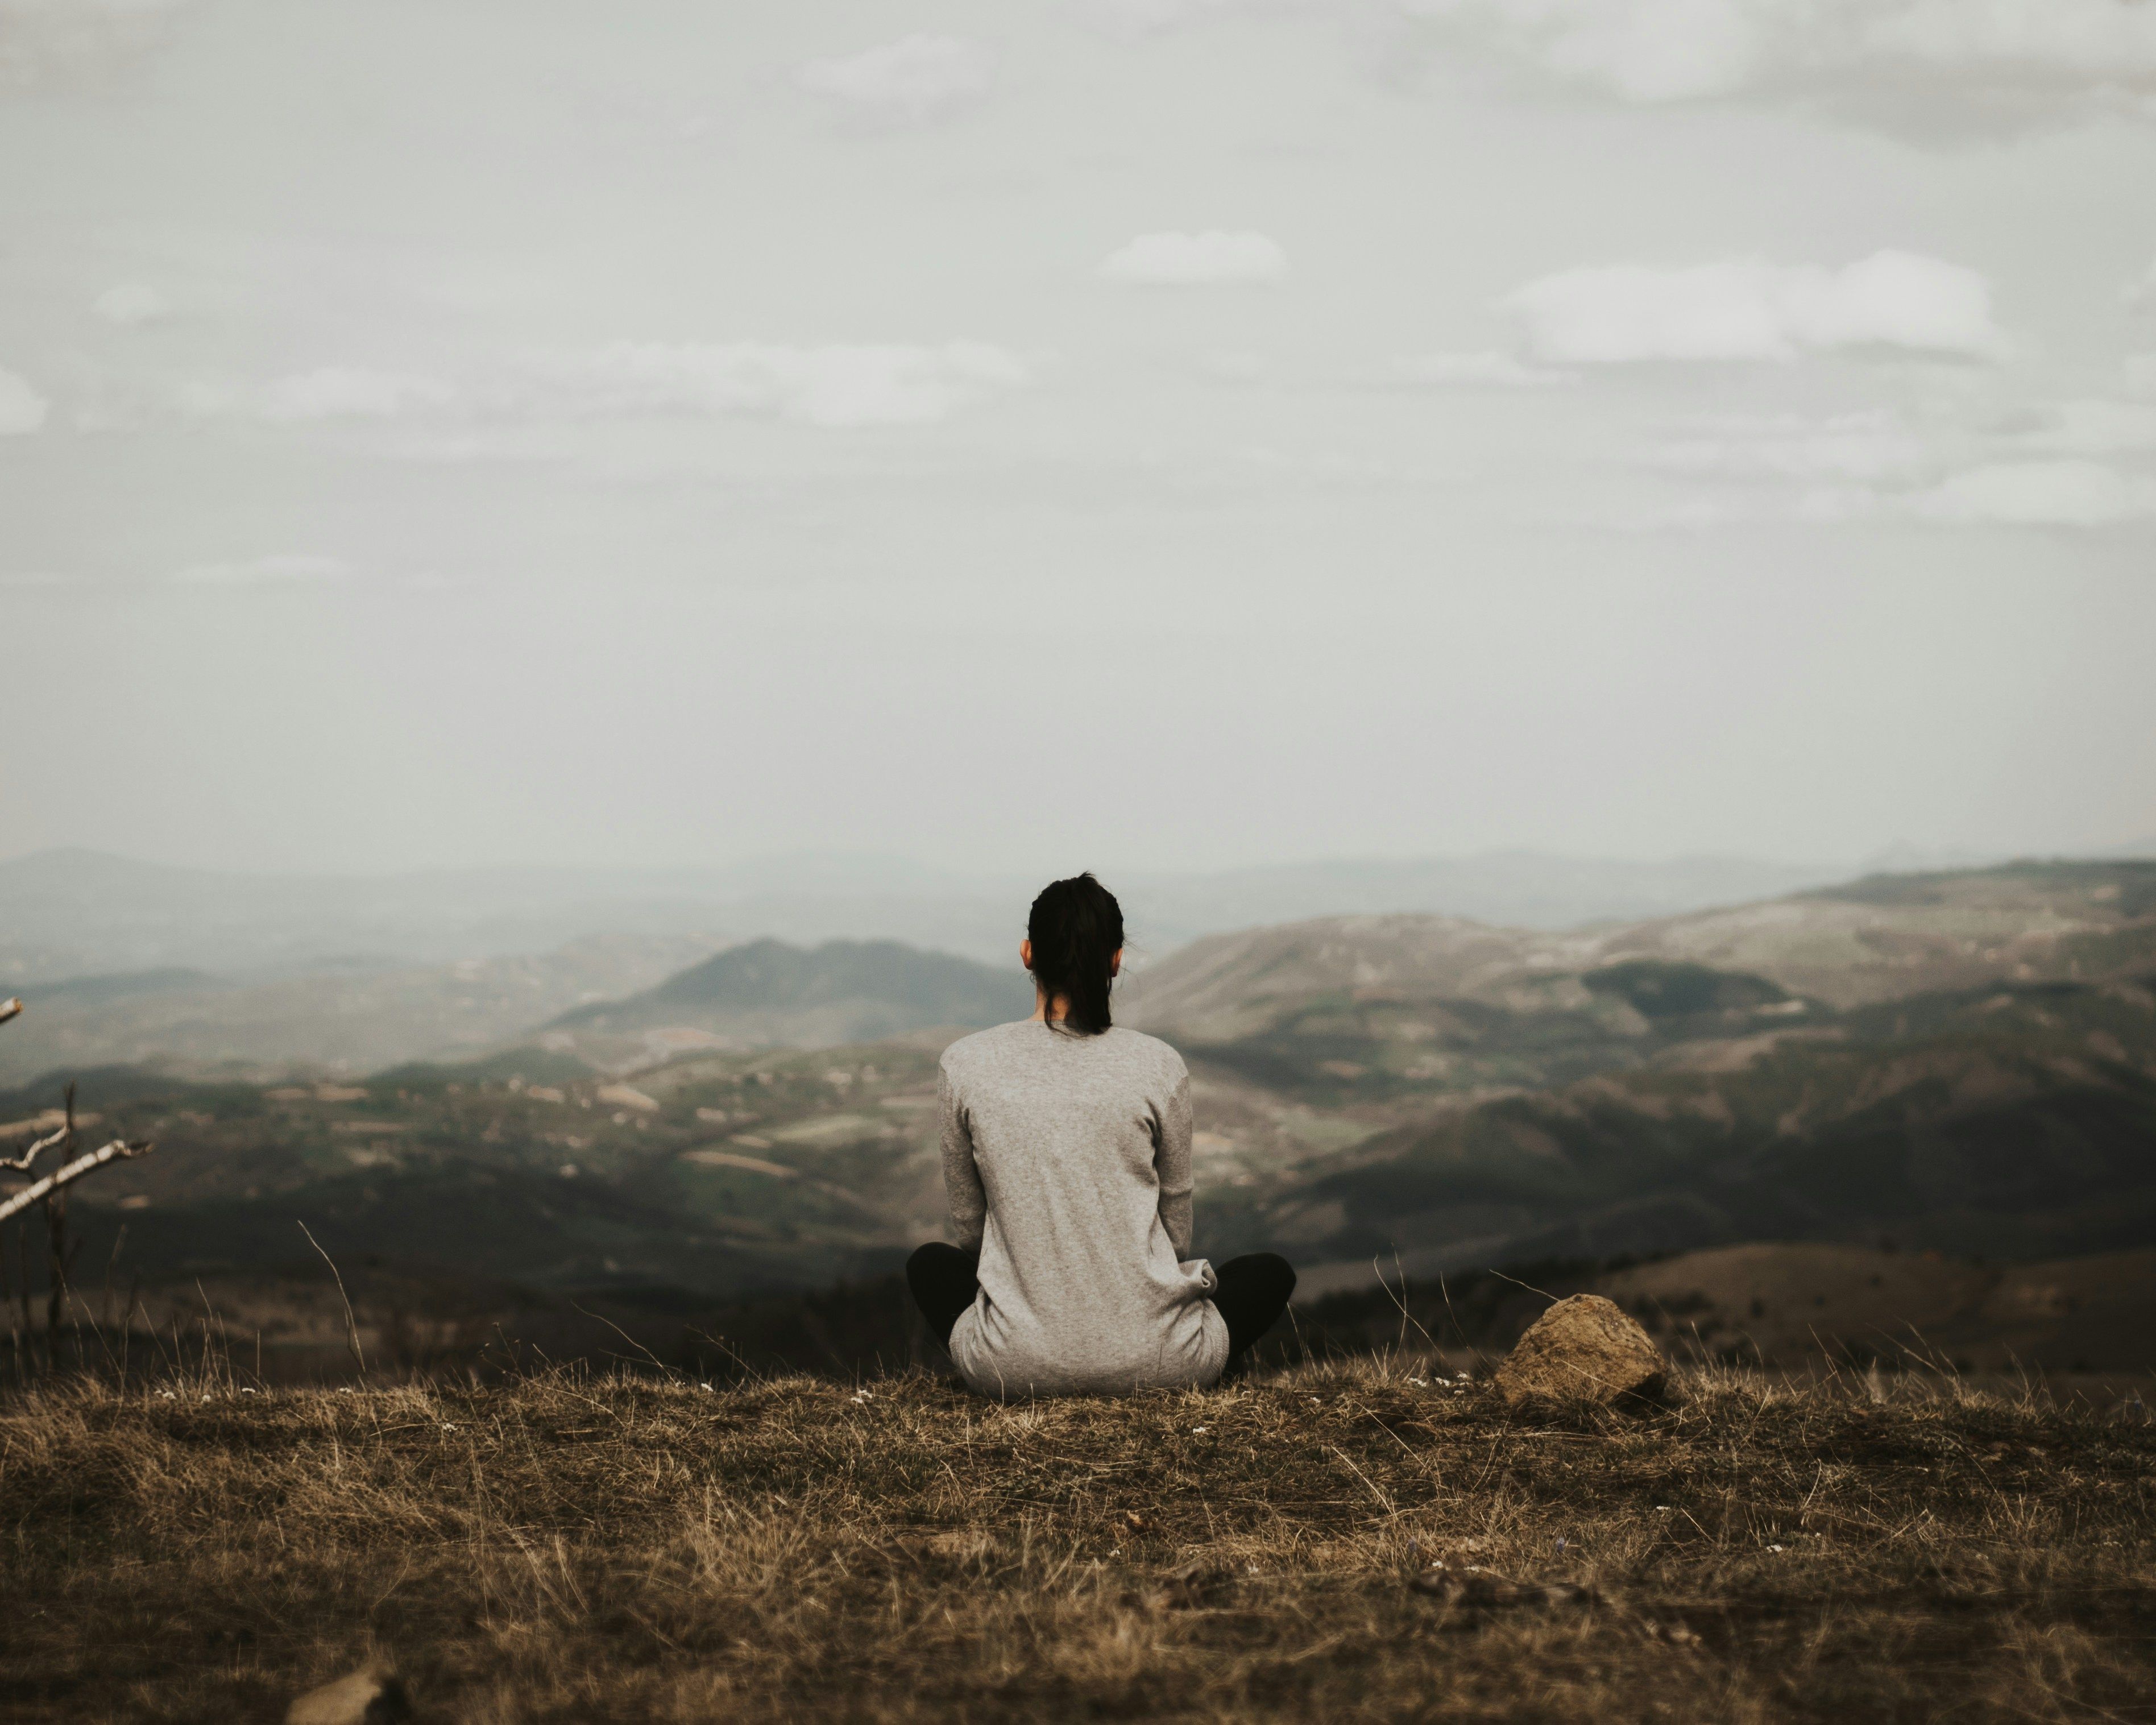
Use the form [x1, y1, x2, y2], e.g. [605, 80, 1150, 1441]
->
[0, 1123, 71, 1175]
[0, 1139, 155, 1226]
[2, 1082, 77, 1174]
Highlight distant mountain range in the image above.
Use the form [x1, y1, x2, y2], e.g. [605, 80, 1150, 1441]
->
[0, 844, 1889, 982]
[1120, 859, 2156, 1043]
[8, 858, 2151, 1346]
[0, 842, 1900, 1084]
[3, 852, 2150, 1089]
[0, 935, 1030, 1088]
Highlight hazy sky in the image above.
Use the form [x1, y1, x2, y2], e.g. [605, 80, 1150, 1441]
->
[5, 0, 2154, 878]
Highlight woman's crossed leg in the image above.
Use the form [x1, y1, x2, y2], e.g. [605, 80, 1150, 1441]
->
[906, 1243, 1294, 1372]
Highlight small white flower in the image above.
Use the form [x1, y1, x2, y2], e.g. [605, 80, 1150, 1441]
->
[1767, 1543, 1786, 1552]
[1192, 1425, 1209, 1434]
[239, 1387, 258, 1396]
[441, 1423, 458, 1432]
[697, 1382, 715, 1393]
[155, 1390, 176, 1400]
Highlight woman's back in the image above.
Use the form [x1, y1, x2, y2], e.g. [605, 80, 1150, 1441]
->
[937, 1019, 1228, 1397]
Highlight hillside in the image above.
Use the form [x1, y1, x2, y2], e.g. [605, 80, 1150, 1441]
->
[2, 1364, 2150, 1722]
[541, 937, 1033, 1066]
[0, 935, 1025, 1087]
[1115, 859, 2156, 1112]
[0, 1038, 960, 1336]
[0, 935, 723, 1087]
[1201, 969, 2156, 1279]
[1105, 862, 2156, 1288]
[1602, 860, 2156, 1008]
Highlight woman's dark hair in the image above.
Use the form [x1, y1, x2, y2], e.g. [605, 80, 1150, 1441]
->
[1027, 873, 1124, 1036]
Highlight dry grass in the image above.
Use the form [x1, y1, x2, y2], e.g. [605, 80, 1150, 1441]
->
[2, 1358, 2153, 1723]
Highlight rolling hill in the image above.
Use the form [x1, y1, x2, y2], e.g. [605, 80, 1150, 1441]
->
[6, 857, 2154, 1378]
[1118, 859, 2156, 1100]
[1188, 976, 2156, 1282]
[0, 936, 723, 1088]
[540, 938, 1033, 1066]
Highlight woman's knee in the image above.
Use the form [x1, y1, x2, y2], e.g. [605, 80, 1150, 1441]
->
[907, 1242, 979, 1348]
[1222, 1251, 1296, 1303]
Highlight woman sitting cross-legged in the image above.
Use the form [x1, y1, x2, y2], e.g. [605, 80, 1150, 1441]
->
[907, 872, 1295, 1398]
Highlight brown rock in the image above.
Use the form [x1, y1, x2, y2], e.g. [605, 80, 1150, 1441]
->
[286, 1662, 411, 1725]
[1494, 1293, 1666, 1406]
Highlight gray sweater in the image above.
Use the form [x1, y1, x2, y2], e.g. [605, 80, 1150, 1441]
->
[938, 1020, 1229, 1397]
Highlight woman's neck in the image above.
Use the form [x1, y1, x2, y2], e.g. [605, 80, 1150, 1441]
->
[1030, 988, 1070, 1024]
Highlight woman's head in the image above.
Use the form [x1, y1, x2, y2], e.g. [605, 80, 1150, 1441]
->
[1021, 873, 1124, 1035]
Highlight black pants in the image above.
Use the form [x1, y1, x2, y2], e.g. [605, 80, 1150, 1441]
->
[907, 1243, 1296, 1367]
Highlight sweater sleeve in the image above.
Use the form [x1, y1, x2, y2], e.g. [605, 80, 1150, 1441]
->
[938, 1061, 986, 1251]
[1154, 1062, 1196, 1259]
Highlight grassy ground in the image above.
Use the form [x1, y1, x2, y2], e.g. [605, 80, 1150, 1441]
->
[2, 1360, 2152, 1723]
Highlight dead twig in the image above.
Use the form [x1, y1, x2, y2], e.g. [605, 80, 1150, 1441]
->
[297, 1220, 367, 1377]
[0, 1138, 155, 1225]
[0, 1121, 70, 1175]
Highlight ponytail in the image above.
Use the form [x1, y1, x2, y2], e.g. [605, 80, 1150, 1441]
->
[1026, 873, 1123, 1036]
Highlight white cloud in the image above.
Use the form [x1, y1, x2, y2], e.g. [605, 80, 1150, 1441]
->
[2129, 255, 2156, 307]
[795, 35, 994, 125]
[540, 342, 1031, 428]
[1396, 349, 1572, 387]
[1399, 0, 2156, 107]
[0, 367, 48, 433]
[1505, 251, 2003, 363]
[1099, 230, 1286, 286]
[169, 553, 350, 585]
[259, 367, 454, 422]
[2126, 354, 2156, 396]
[93, 281, 169, 324]
[1912, 459, 2156, 526]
